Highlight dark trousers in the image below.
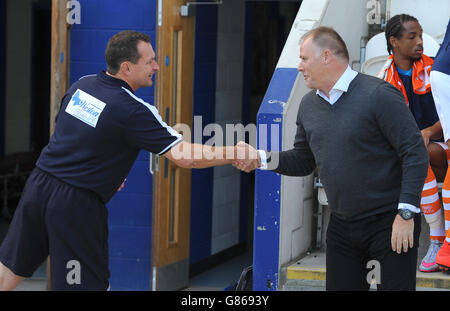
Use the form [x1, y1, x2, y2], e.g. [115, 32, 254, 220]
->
[0, 168, 110, 290]
[325, 209, 421, 291]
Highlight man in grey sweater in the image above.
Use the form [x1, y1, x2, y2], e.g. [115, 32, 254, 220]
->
[234, 27, 429, 290]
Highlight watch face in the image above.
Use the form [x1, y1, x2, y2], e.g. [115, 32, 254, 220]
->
[400, 209, 413, 220]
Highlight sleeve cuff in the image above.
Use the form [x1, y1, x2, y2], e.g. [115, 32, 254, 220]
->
[157, 136, 183, 156]
[398, 203, 421, 213]
[258, 150, 268, 170]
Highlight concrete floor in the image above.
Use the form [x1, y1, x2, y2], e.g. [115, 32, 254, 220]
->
[11, 252, 253, 291]
[15, 278, 47, 291]
[184, 251, 252, 291]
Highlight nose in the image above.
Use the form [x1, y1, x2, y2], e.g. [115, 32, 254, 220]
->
[297, 60, 304, 72]
[417, 35, 423, 47]
[153, 61, 160, 72]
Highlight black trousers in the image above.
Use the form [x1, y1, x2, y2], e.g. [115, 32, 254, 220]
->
[0, 168, 110, 290]
[325, 209, 421, 291]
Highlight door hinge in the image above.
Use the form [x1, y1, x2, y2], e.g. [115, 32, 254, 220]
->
[158, 0, 163, 26]
[180, 0, 223, 17]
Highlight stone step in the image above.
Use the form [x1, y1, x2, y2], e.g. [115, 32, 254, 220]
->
[283, 251, 450, 291]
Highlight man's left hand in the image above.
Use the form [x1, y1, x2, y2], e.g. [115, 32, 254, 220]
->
[391, 214, 414, 254]
[232, 141, 261, 173]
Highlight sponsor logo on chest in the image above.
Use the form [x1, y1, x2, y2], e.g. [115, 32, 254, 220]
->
[65, 89, 106, 127]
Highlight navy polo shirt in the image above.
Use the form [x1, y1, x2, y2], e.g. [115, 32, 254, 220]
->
[432, 20, 450, 75]
[397, 67, 439, 131]
[37, 71, 182, 203]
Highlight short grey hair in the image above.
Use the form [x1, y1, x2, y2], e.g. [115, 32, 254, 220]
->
[300, 26, 349, 61]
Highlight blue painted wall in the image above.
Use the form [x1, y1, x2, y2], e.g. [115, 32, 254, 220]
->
[70, 0, 156, 290]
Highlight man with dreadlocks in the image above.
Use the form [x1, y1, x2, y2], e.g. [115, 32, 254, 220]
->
[379, 14, 448, 273]
[430, 19, 450, 272]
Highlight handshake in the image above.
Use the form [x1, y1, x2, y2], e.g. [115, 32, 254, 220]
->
[232, 141, 262, 173]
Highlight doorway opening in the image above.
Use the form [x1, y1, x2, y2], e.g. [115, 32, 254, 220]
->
[187, 0, 300, 290]
[0, 1, 51, 284]
[244, 0, 301, 250]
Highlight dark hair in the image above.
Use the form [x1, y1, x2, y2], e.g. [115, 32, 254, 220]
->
[302, 26, 349, 61]
[105, 30, 151, 75]
[385, 14, 419, 54]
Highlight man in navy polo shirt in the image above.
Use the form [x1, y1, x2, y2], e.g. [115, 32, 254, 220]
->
[0, 31, 250, 290]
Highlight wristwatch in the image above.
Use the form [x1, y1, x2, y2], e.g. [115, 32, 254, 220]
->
[398, 208, 415, 220]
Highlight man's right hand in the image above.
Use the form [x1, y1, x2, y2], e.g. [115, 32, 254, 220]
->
[232, 141, 261, 173]
[391, 214, 414, 254]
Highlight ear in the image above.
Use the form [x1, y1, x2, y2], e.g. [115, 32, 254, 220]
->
[118, 61, 131, 75]
[389, 36, 397, 52]
[322, 49, 332, 64]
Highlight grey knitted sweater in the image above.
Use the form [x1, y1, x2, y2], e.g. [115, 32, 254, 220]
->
[271, 73, 429, 220]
